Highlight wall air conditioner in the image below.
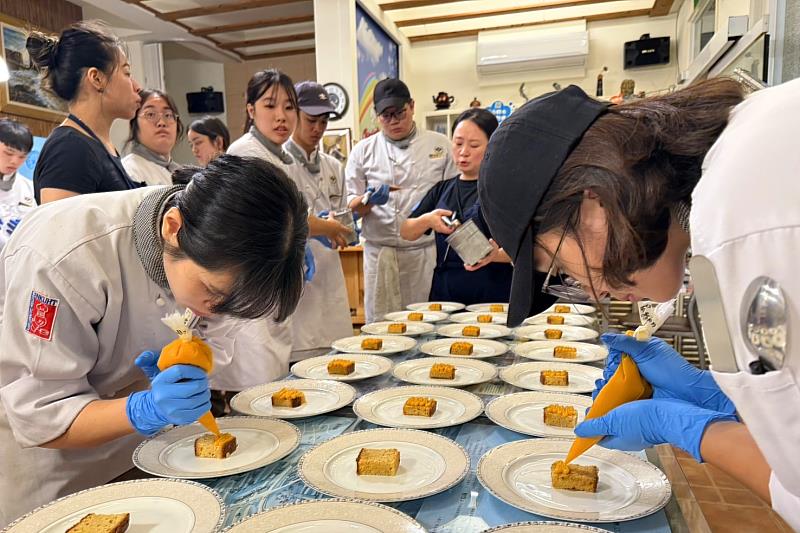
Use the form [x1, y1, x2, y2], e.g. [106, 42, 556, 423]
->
[476, 28, 589, 76]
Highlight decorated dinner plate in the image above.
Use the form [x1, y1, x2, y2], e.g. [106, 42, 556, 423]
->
[466, 303, 509, 312]
[407, 301, 465, 312]
[384, 310, 450, 323]
[353, 385, 484, 429]
[361, 320, 435, 336]
[291, 354, 393, 382]
[298, 428, 469, 503]
[523, 314, 596, 327]
[436, 322, 512, 339]
[542, 303, 596, 315]
[230, 379, 357, 419]
[484, 391, 592, 438]
[513, 341, 607, 364]
[2, 479, 224, 533]
[477, 439, 671, 523]
[480, 522, 608, 533]
[499, 362, 603, 394]
[515, 325, 599, 342]
[222, 499, 426, 532]
[392, 357, 498, 387]
[448, 312, 508, 324]
[132, 416, 299, 479]
[420, 338, 508, 359]
[332, 335, 417, 355]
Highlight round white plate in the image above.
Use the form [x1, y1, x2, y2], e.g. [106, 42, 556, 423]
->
[499, 362, 603, 394]
[393, 357, 498, 387]
[514, 341, 607, 364]
[333, 335, 417, 355]
[3, 479, 224, 533]
[485, 391, 592, 438]
[361, 321, 435, 337]
[291, 354, 393, 382]
[132, 416, 300, 479]
[384, 310, 450, 323]
[437, 323, 512, 339]
[448, 312, 508, 324]
[223, 499, 426, 532]
[407, 301, 465, 312]
[477, 439, 671, 523]
[466, 303, 509, 312]
[542, 304, 596, 315]
[481, 522, 608, 533]
[231, 379, 357, 419]
[420, 338, 508, 359]
[298, 428, 469, 502]
[516, 325, 598, 342]
[353, 385, 484, 429]
[523, 314, 596, 327]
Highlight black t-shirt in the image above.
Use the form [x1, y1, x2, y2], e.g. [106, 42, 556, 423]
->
[411, 177, 478, 222]
[33, 127, 137, 203]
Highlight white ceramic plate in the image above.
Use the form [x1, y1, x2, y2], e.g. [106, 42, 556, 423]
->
[485, 391, 592, 438]
[3, 479, 224, 533]
[437, 323, 512, 339]
[477, 439, 671, 523]
[514, 341, 608, 364]
[332, 335, 417, 355]
[516, 325, 599, 342]
[420, 338, 508, 359]
[393, 357, 498, 387]
[481, 522, 609, 533]
[384, 310, 450, 323]
[407, 301, 465, 312]
[230, 379, 357, 419]
[353, 385, 484, 429]
[448, 312, 508, 324]
[466, 303, 509, 312]
[361, 321, 435, 337]
[223, 499, 427, 532]
[132, 416, 300, 479]
[499, 362, 603, 394]
[291, 354, 393, 382]
[523, 314, 597, 327]
[298, 428, 469, 503]
[542, 304, 596, 315]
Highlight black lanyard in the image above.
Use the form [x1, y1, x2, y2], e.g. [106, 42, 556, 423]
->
[68, 113, 138, 190]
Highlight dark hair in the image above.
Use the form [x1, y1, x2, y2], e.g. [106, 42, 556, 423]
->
[126, 89, 185, 149]
[533, 78, 744, 290]
[0, 118, 33, 153]
[452, 107, 498, 139]
[243, 69, 298, 134]
[166, 154, 308, 321]
[26, 20, 123, 102]
[189, 116, 230, 151]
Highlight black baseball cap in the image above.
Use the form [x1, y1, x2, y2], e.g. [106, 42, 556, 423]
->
[374, 78, 411, 115]
[478, 85, 608, 327]
[295, 81, 336, 116]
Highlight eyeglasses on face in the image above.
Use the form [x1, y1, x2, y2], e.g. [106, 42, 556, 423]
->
[378, 107, 408, 123]
[140, 110, 178, 124]
[540, 213, 593, 303]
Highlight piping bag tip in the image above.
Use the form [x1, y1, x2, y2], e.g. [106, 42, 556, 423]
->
[199, 411, 221, 436]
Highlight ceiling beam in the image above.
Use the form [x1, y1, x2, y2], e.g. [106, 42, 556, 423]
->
[160, 0, 309, 21]
[219, 32, 315, 50]
[649, 0, 675, 16]
[241, 46, 315, 60]
[407, 8, 651, 42]
[379, 0, 470, 10]
[189, 15, 314, 36]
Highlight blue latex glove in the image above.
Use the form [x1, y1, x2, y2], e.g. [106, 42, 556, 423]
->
[365, 184, 390, 206]
[6, 218, 20, 235]
[303, 245, 316, 282]
[126, 364, 211, 436]
[135, 350, 160, 381]
[575, 398, 738, 462]
[592, 333, 736, 415]
[312, 210, 333, 248]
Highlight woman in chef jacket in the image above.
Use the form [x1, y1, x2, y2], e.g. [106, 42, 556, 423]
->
[188, 116, 230, 166]
[122, 88, 184, 186]
[479, 78, 800, 530]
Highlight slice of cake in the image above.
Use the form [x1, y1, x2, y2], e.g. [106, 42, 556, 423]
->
[403, 396, 437, 416]
[194, 432, 238, 459]
[544, 329, 563, 339]
[450, 341, 474, 356]
[66, 513, 130, 533]
[462, 325, 481, 337]
[387, 322, 407, 334]
[540, 370, 569, 386]
[328, 358, 355, 375]
[430, 362, 456, 379]
[553, 346, 577, 359]
[554, 305, 572, 313]
[408, 312, 424, 321]
[551, 461, 599, 492]
[428, 303, 443, 311]
[356, 448, 400, 476]
[489, 304, 505, 312]
[477, 314, 493, 323]
[361, 337, 383, 350]
[547, 315, 565, 325]
[271, 387, 306, 408]
[543, 404, 578, 428]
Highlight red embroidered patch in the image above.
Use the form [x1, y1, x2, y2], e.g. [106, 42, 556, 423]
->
[25, 291, 59, 341]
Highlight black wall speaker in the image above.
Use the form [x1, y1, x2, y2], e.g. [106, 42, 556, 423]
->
[186, 88, 224, 114]
[624, 34, 670, 69]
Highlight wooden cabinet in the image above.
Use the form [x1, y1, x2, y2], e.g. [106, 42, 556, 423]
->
[339, 246, 365, 326]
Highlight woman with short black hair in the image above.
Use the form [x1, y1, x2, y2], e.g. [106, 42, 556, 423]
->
[188, 116, 230, 166]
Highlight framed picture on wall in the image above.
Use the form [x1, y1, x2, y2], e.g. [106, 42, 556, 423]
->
[0, 21, 67, 121]
[321, 128, 352, 163]
[356, 4, 399, 140]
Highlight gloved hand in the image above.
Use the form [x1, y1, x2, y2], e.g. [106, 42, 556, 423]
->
[6, 218, 20, 235]
[574, 398, 738, 462]
[126, 364, 211, 436]
[593, 333, 736, 415]
[303, 245, 316, 282]
[312, 210, 333, 248]
[365, 184, 390, 206]
[135, 350, 160, 381]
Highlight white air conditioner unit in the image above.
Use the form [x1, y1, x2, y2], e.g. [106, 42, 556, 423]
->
[476, 28, 589, 76]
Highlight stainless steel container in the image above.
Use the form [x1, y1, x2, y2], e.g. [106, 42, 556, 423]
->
[445, 218, 493, 265]
[332, 208, 358, 245]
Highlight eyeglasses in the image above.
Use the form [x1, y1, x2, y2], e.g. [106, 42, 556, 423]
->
[378, 107, 408, 123]
[140, 110, 178, 124]
[541, 213, 593, 302]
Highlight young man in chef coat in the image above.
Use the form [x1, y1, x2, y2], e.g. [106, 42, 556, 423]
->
[0, 119, 35, 250]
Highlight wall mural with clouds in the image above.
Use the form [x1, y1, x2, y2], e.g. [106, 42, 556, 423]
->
[356, 4, 399, 139]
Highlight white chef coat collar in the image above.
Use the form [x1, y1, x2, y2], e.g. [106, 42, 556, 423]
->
[0, 171, 16, 192]
[130, 142, 182, 173]
[383, 123, 418, 150]
[133, 185, 185, 290]
[285, 138, 321, 174]
[249, 126, 294, 165]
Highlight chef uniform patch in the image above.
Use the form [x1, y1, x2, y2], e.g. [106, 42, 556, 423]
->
[25, 291, 59, 341]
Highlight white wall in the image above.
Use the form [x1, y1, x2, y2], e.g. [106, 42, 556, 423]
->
[110, 40, 147, 153]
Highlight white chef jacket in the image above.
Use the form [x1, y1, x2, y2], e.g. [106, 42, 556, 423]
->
[0, 172, 35, 250]
[0, 186, 279, 526]
[284, 139, 352, 356]
[121, 152, 173, 186]
[691, 77, 800, 531]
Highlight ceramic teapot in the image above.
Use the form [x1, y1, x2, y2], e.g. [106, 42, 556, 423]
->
[433, 91, 455, 109]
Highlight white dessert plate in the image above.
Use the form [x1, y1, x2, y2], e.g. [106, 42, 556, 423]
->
[353, 385, 484, 429]
[448, 312, 508, 325]
[436, 322, 512, 339]
[333, 335, 417, 355]
[384, 310, 450, 323]
[499, 362, 603, 394]
[420, 338, 508, 359]
[407, 301, 465, 312]
[291, 354, 393, 382]
[230, 379, 357, 419]
[515, 325, 599, 342]
[392, 357, 498, 387]
[484, 391, 592, 438]
[513, 341, 607, 364]
[361, 321, 435, 337]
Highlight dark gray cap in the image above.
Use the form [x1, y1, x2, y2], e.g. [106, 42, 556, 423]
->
[295, 81, 336, 116]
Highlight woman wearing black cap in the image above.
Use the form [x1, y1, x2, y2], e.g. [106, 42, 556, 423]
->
[478, 78, 800, 529]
